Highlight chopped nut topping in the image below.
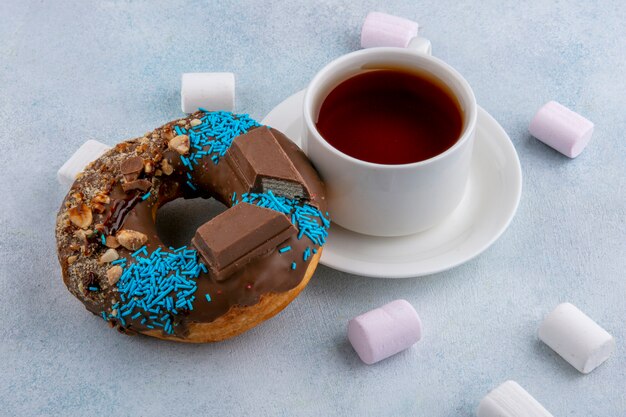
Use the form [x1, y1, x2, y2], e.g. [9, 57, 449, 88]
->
[92, 193, 110, 206]
[144, 161, 154, 174]
[163, 128, 175, 141]
[106, 265, 123, 285]
[116, 142, 131, 152]
[168, 135, 190, 155]
[69, 204, 93, 229]
[116, 229, 148, 250]
[161, 159, 174, 175]
[99, 248, 119, 263]
[67, 255, 78, 265]
[190, 118, 202, 127]
[92, 203, 106, 213]
[105, 236, 120, 248]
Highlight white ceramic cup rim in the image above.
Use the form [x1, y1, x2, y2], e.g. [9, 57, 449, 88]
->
[303, 48, 478, 170]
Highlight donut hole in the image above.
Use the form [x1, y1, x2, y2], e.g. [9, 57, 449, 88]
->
[155, 197, 227, 248]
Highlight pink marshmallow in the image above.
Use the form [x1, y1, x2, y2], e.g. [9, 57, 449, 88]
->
[348, 299, 422, 364]
[360, 12, 419, 49]
[529, 101, 594, 158]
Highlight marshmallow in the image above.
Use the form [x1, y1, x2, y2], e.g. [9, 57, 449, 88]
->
[347, 299, 422, 364]
[538, 302, 615, 374]
[477, 380, 554, 417]
[57, 140, 111, 188]
[181, 72, 235, 113]
[407, 36, 432, 55]
[360, 12, 419, 49]
[529, 101, 594, 158]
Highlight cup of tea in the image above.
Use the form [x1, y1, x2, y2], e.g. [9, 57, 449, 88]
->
[302, 47, 477, 237]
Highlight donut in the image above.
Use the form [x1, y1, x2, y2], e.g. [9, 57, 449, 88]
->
[55, 111, 329, 343]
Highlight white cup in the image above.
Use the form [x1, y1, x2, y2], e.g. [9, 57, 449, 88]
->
[303, 47, 477, 237]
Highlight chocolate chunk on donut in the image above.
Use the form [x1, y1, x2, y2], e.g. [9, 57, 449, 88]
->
[192, 202, 296, 281]
[227, 126, 310, 199]
[121, 179, 152, 193]
[120, 156, 144, 182]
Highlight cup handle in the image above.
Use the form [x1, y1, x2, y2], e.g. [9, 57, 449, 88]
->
[407, 37, 432, 55]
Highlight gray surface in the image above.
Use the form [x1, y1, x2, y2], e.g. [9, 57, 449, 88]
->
[1, 1, 625, 416]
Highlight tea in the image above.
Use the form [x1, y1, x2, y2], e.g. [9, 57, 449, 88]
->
[316, 69, 463, 165]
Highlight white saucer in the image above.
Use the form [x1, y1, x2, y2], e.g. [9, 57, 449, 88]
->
[263, 90, 522, 278]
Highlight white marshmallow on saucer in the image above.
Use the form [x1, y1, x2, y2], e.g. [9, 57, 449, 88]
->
[361, 12, 419, 48]
[348, 299, 422, 365]
[181, 72, 235, 113]
[57, 140, 111, 188]
[538, 302, 615, 374]
[477, 380, 554, 417]
[528, 101, 594, 158]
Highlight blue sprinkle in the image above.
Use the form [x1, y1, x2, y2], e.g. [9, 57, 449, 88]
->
[131, 245, 147, 258]
[110, 245, 202, 333]
[186, 181, 197, 191]
[182, 111, 260, 166]
[232, 191, 236, 202]
[291, 262, 297, 270]
[205, 294, 211, 302]
[239, 191, 330, 247]
[88, 286, 99, 292]
[278, 246, 291, 253]
[101, 234, 106, 245]
[141, 192, 151, 201]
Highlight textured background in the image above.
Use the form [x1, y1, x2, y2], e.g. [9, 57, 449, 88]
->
[1, 1, 625, 416]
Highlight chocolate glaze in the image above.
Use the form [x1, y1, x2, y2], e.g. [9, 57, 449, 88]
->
[55, 113, 327, 339]
[102, 192, 142, 235]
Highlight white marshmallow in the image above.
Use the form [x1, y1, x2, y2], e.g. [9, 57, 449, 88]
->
[348, 299, 422, 365]
[538, 302, 615, 374]
[528, 101, 594, 158]
[407, 36, 432, 55]
[477, 380, 554, 417]
[181, 72, 235, 113]
[57, 140, 111, 188]
[360, 12, 419, 49]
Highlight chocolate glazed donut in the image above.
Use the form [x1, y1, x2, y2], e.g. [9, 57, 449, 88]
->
[55, 111, 329, 342]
